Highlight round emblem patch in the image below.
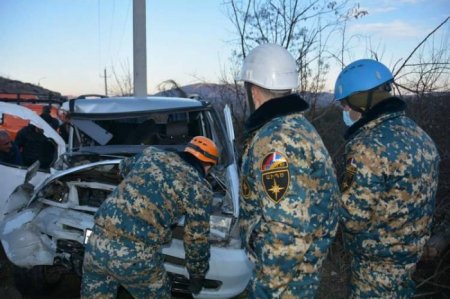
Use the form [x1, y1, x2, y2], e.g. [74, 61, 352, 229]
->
[260, 152, 290, 203]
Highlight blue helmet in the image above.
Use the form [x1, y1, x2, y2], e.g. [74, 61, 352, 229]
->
[334, 59, 393, 101]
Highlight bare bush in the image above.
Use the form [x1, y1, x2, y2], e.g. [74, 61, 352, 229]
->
[109, 60, 133, 96]
[223, 0, 367, 119]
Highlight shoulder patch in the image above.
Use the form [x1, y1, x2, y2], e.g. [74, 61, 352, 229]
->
[260, 152, 290, 203]
[341, 156, 357, 192]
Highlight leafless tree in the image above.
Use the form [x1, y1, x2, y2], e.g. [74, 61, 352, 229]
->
[223, 0, 367, 122]
[109, 60, 133, 96]
[393, 17, 450, 97]
[334, 3, 368, 69]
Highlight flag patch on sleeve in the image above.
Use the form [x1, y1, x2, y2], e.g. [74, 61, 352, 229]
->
[260, 152, 290, 203]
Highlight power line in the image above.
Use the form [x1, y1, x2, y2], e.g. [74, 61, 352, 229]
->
[116, 0, 132, 58]
[107, 0, 116, 58]
[97, 0, 102, 74]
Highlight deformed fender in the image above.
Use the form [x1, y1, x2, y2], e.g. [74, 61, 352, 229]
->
[0, 208, 56, 268]
[33, 206, 95, 244]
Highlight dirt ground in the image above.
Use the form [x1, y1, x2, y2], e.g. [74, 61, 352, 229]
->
[0, 244, 80, 299]
[0, 245, 193, 299]
[1, 240, 448, 299]
[0, 241, 349, 299]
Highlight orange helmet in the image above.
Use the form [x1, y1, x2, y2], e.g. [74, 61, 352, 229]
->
[184, 136, 219, 165]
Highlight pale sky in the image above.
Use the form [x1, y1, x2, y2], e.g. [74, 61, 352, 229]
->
[0, 0, 448, 97]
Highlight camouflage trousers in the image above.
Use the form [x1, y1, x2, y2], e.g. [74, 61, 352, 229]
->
[349, 258, 417, 299]
[247, 269, 320, 299]
[80, 229, 171, 299]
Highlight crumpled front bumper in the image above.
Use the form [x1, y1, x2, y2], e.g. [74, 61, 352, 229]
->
[0, 206, 94, 268]
[1, 206, 253, 298]
[163, 239, 253, 298]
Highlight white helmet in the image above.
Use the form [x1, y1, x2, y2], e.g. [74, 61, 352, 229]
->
[237, 43, 299, 90]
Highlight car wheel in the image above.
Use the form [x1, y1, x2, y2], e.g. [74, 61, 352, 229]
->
[13, 265, 63, 295]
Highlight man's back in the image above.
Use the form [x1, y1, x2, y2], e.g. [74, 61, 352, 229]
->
[15, 125, 54, 168]
[95, 146, 212, 246]
[82, 138, 218, 298]
[343, 107, 440, 263]
[240, 111, 339, 297]
[242, 114, 339, 244]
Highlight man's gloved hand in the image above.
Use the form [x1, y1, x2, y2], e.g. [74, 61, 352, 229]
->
[189, 273, 205, 295]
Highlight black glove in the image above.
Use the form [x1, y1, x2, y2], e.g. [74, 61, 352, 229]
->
[189, 273, 205, 295]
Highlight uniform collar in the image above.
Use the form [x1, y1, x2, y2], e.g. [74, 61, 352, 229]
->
[178, 152, 206, 177]
[244, 93, 309, 134]
[345, 97, 406, 140]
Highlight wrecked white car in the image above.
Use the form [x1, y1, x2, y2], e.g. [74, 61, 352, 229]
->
[0, 96, 252, 298]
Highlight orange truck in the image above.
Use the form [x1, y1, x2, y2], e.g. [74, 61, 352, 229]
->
[0, 93, 66, 139]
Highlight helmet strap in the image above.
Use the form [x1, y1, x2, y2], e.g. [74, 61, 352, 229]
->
[366, 90, 374, 112]
[245, 82, 256, 114]
[344, 98, 365, 114]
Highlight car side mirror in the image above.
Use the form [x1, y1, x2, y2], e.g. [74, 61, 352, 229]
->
[24, 160, 40, 183]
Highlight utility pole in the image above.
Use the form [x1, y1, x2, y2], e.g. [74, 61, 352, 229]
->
[100, 68, 109, 96]
[133, 0, 147, 97]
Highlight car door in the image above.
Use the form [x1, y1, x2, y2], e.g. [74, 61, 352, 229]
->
[223, 104, 240, 217]
[0, 102, 66, 222]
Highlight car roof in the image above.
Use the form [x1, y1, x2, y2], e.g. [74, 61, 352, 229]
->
[62, 96, 209, 119]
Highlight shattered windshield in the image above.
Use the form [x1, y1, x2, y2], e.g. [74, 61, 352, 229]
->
[68, 108, 232, 167]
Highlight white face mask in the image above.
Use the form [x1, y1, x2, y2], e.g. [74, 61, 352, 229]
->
[343, 110, 356, 127]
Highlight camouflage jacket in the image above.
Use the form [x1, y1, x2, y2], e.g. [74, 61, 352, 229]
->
[341, 97, 440, 264]
[239, 94, 339, 293]
[94, 147, 212, 275]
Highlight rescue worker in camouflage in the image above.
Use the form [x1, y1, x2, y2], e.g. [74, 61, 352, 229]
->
[237, 43, 340, 298]
[335, 59, 440, 298]
[80, 136, 219, 299]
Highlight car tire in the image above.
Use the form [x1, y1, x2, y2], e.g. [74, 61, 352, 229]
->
[13, 265, 63, 295]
